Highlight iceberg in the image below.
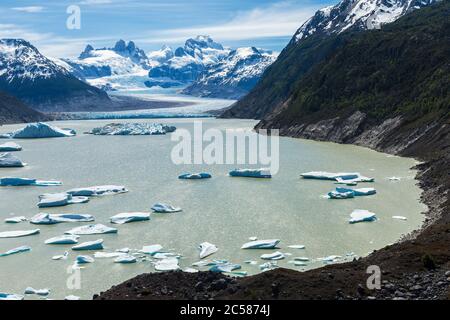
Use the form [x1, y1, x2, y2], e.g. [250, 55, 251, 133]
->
[259, 261, 278, 272]
[52, 252, 69, 260]
[0, 245, 31, 257]
[288, 245, 305, 249]
[114, 255, 137, 264]
[90, 123, 176, 136]
[76, 255, 94, 264]
[229, 168, 272, 178]
[198, 242, 218, 259]
[151, 203, 182, 213]
[110, 212, 150, 224]
[318, 255, 342, 263]
[154, 258, 180, 271]
[4, 216, 27, 223]
[31, 213, 94, 225]
[0, 293, 24, 300]
[0, 177, 62, 187]
[65, 224, 117, 235]
[24, 287, 50, 296]
[140, 244, 163, 255]
[45, 235, 80, 245]
[294, 257, 310, 262]
[392, 216, 408, 221]
[209, 262, 241, 273]
[328, 190, 355, 199]
[0, 153, 26, 167]
[349, 209, 377, 224]
[67, 185, 128, 197]
[65, 295, 80, 300]
[261, 251, 285, 260]
[3, 122, 75, 139]
[178, 173, 212, 180]
[0, 142, 22, 152]
[37, 193, 90, 208]
[335, 175, 375, 184]
[72, 239, 104, 251]
[301, 171, 374, 183]
[335, 187, 377, 196]
[94, 252, 126, 258]
[241, 239, 280, 249]
[0, 229, 40, 238]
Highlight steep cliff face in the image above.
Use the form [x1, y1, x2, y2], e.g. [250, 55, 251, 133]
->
[0, 91, 49, 125]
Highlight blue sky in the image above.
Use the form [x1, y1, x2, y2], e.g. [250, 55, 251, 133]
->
[0, 0, 333, 58]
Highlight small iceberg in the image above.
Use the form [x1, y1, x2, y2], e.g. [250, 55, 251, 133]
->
[114, 255, 137, 264]
[90, 123, 176, 136]
[336, 187, 377, 196]
[24, 287, 50, 296]
[37, 193, 89, 208]
[65, 295, 80, 300]
[0, 246, 31, 257]
[2, 122, 75, 139]
[67, 185, 128, 197]
[349, 209, 377, 224]
[392, 216, 408, 221]
[52, 252, 69, 260]
[241, 239, 280, 249]
[72, 239, 104, 251]
[178, 173, 212, 180]
[0, 229, 40, 238]
[76, 255, 94, 264]
[110, 212, 150, 224]
[198, 242, 218, 259]
[45, 235, 80, 245]
[5, 216, 27, 223]
[0, 153, 26, 167]
[0, 177, 62, 187]
[389, 176, 401, 181]
[318, 255, 342, 263]
[65, 224, 117, 235]
[301, 171, 374, 183]
[288, 245, 305, 249]
[154, 258, 180, 271]
[328, 190, 354, 199]
[94, 252, 126, 258]
[259, 261, 278, 272]
[140, 244, 163, 255]
[151, 203, 182, 213]
[31, 213, 94, 225]
[0, 293, 24, 300]
[209, 261, 241, 273]
[294, 257, 310, 262]
[0, 142, 22, 152]
[229, 168, 272, 178]
[261, 251, 285, 260]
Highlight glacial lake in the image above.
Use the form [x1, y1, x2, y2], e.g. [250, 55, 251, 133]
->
[0, 118, 425, 300]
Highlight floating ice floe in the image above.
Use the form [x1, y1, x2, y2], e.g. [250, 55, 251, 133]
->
[0, 293, 24, 300]
[301, 172, 374, 183]
[65, 224, 118, 235]
[37, 193, 90, 208]
[183, 268, 199, 273]
[178, 173, 212, 180]
[288, 245, 305, 249]
[349, 209, 377, 224]
[198, 242, 218, 259]
[294, 257, 310, 262]
[66, 185, 128, 197]
[318, 255, 342, 263]
[5, 216, 27, 223]
[0, 142, 22, 152]
[244, 260, 258, 265]
[229, 168, 272, 178]
[261, 251, 285, 260]
[2, 123, 75, 139]
[0, 153, 26, 167]
[72, 239, 104, 251]
[392, 216, 408, 221]
[0, 229, 40, 238]
[110, 212, 150, 224]
[248, 236, 258, 241]
[24, 287, 50, 296]
[0, 246, 31, 257]
[241, 239, 280, 249]
[259, 261, 278, 272]
[52, 252, 69, 260]
[0, 177, 62, 187]
[388, 176, 401, 181]
[31, 213, 95, 225]
[154, 258, 180, 271]
[336, 187, 377, 196]
[209, 261, 241, 273]
[94, 252, 126, 258]
[151, 203, 182, 213]
[45, 235, 80, 245]
[114, 255, 137, 264]
[90, 123, 176, 136]
[76, 255, 94, 264]
[328, 190, 355, 199]
[116, 248, 130, 253]
[140, 244, 163, 255]
[65, 295, 80, 300]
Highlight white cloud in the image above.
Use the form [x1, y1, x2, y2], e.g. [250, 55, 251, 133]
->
[12, 6, 44, 13]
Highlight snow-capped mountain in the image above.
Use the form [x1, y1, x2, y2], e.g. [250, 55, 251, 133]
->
[182, 47, 277, 99]
[293, 0, 438, 42]
[0, 39, 109, 112]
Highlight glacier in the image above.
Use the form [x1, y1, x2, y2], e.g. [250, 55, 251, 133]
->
[198, 242, 218, 259]
[0, 177, 62, 187]
[90, 123, 176, 135]
[67, 185, 128, 197]
[37, 193, 90, 208]
[151, 203, 182, 213]
[45, 235, 80, 245]
[0, 142, 22, 152]
[65, 224, 118, 235]
[0, 246, 31, 257]
[110, 212, 150, 224]
[1, 123, 75, 139]
[229, 168, 272, 178]
[241, 239, 280, 249]
[0, 229, 40, 238]
[31, 213, 94, 225]
[0, 153, 26, 167]
[349, 209, 377, 224]
[72, 239, 104, 251]
[178, 173, 212, 180]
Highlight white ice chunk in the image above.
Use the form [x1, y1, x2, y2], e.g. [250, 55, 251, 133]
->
[209, 261, 241, 273]
[76, 255, 94, 264]
[248, 236, 258, 241]
[110, 212, 150, 224]
[294, 257, 310, 262]
[288, 245, 305, 249]
[183, 268, 199, 273]
[140, 244, 163, 255]
[0, 142, 22, 152]
[0, 293, 24, 300]
[241, 239, 280, 249]
[116, 248, 130, 253]
[90, 123, 176, 136]
[154, 258, 180, 271]
[349, 209, 377, 224]
[45, 235, 80, 245]
[67, 185, 128, 197]
[5, 122, 75, 139]
[0, 177, 62, 187]
[5, 216, 27, 223]
[31, 213, 94, 225]
[229, 168, 272, 178]
[64, 295, 80, 300]
[318, 255, 342, 263]
[392, 216, 408, 221]
[37, 193, 89, 208]
[261, 251, 285, 260]
[151, 203, 182, 213]
[52, 252, 69, 260]
[0, 245, 31, 257]
[198, 242, 218, 259]
[0, 153, 26, 167]
[24, 287, 50, 296]
[65, 224, 117, 235]
[114, 255, 137, 264]
[0, 229, 40, 238]
[388, 176, 401, 181]
[178, 173, 212, 180]
[72, 239, 104, 251]
[94, 252, 126, 258]
[259, 261, 278, 272]
[301, 172, 359, 180]
[335, 187, 376, 196]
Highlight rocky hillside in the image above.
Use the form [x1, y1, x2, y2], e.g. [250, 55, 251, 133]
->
[0, 91, 49, 125]
[221, 0, 439, 119]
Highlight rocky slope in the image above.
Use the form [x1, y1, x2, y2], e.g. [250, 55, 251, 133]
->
[0, 39, 110, 112]
[0, 91, 49, 125]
